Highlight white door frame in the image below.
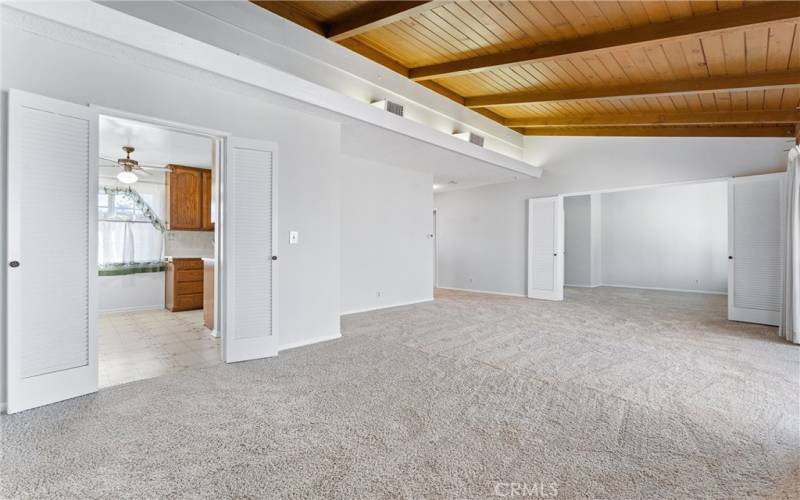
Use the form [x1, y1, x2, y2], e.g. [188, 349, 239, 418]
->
[527, 196, 565, 301]
[433, 208, 438, 289]
[92, 105, 233, 362]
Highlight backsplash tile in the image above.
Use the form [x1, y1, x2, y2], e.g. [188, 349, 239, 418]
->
[165, 231, 214, 258]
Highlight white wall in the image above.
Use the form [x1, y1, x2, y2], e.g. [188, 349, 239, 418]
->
[564, 195, 591, 286]
[436, 135, 790, 296]
[340, 157, 434, 314]
[1, 11, 343, 402]
[600, 181, 728, 293]
[99, 273, 165, 313]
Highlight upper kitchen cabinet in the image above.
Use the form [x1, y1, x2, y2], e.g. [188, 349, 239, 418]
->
[167, 165, 213, 231]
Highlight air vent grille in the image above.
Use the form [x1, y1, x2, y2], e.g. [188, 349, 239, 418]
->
[372, 99, 404, 117]
[468, 133, 485, 147]
[385, 101, 404, 117]
[454, 131, 485, 147]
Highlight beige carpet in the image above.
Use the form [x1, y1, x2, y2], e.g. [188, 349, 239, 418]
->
[2, 287, 798, 498]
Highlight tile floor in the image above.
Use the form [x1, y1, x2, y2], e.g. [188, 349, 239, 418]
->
[99, 308, 221, 388]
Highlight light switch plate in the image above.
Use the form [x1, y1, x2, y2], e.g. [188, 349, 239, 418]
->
[289, 231, 299, 245]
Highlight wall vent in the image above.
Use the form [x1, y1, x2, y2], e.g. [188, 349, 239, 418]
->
[371, 99, 404, 117]
[453, 131, 485, 147]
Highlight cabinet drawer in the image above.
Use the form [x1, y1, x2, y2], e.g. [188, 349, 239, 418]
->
[174, 293, 203, 310]
[173, 259, 203, 270]
[175, 281, 203, 295]
[176, 269, 204, 283]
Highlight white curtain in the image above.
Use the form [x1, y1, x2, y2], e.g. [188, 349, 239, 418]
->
[98, 221, 163, 265]
[779, 146, 800, 344]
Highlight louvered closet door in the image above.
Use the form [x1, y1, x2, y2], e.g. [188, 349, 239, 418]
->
[222, 138, 278, 362]
[728, 173, 786, 326]
[7, 89, 98, 413]
[528, 196, 565, 301]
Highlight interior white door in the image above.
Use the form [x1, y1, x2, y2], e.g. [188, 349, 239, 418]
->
[6, 89, 98, 413]
[528, 196, 565, 301]
[221, 137, 279, 362]
[728, 173, 785, 326]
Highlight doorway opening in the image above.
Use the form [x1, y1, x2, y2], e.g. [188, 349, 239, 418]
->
[562, 181, 729, 297]
[96, 114, 223, 388]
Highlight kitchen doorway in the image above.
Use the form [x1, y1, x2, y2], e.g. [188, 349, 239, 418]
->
[96, 113, 223, 387]
[6, 89, 279, 413]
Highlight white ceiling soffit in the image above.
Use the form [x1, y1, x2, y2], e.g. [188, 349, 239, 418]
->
[340, 121, 526, 192]
[99, 116, 213, 169]
[10, 1, 542, 180]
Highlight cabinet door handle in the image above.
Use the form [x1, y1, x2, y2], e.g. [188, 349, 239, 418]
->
[9, 261, 20, 268]
[271, 256, 278, 261]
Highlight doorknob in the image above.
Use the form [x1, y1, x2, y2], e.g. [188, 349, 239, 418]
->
[8, 261, 20, 268]
[271, 256, 278, 261]
[728, 256, 733, 260]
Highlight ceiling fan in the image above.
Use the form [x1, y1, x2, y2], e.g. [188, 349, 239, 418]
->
[99, 146, 172, 184]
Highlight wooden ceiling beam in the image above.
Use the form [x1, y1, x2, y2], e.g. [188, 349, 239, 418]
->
[252, 1, 326, 36]
[327, 1, 440, 41]
[466, 70, 800, 108]
[517, 126, 797, 138]
[334, 39, 509, 125]
[506, 110, 800, 128]
[409, 1, 800, 81]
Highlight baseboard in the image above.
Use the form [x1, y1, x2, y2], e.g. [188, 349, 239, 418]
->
[278, 332, 342, 352]
[0, 402, 6, 414]
[436, 286, 526, 298]
[600, 284, 727, 295]
[340, 297, 434, 316]
[565, 284, 601, 288]
[99, 304, 164, 315]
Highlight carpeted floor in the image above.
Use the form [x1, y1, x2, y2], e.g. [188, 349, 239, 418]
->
[1, 287, 798, 498]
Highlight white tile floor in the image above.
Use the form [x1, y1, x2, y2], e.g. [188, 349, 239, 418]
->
[99, 309, 221, 388]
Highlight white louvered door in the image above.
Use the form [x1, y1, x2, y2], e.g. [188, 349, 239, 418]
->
[222, 138, 278, 362]
[528, 196, 564, 301]
[7, 89, 98, 413]
[728, 173, 786, 326]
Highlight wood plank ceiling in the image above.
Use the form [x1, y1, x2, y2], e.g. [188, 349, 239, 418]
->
[254, 1, 800, 138]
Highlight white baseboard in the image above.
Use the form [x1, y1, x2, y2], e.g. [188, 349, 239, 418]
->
[565, 284, 601, 288]
[599, 283, 727, 295]
[279, 332, 342, 352]
[340, 297, 434, 316]
[99, 304, 164, 315]
[436, 286, 526, 298]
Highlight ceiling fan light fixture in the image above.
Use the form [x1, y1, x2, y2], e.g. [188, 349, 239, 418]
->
[117, 170, 138, 184]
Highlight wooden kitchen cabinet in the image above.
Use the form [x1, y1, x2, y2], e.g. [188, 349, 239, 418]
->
[166, 258, 204, 311]
[167, 164, 213, 231]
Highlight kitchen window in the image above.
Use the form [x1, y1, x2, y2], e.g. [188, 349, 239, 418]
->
[98, 186, 166, 276]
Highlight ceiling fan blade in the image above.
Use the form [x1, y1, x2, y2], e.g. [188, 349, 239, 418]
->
[139, 165, 173, 172]
[99, 157, 118, 165]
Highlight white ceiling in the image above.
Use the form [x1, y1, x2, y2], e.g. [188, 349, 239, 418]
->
[99, 115, 213, 170]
